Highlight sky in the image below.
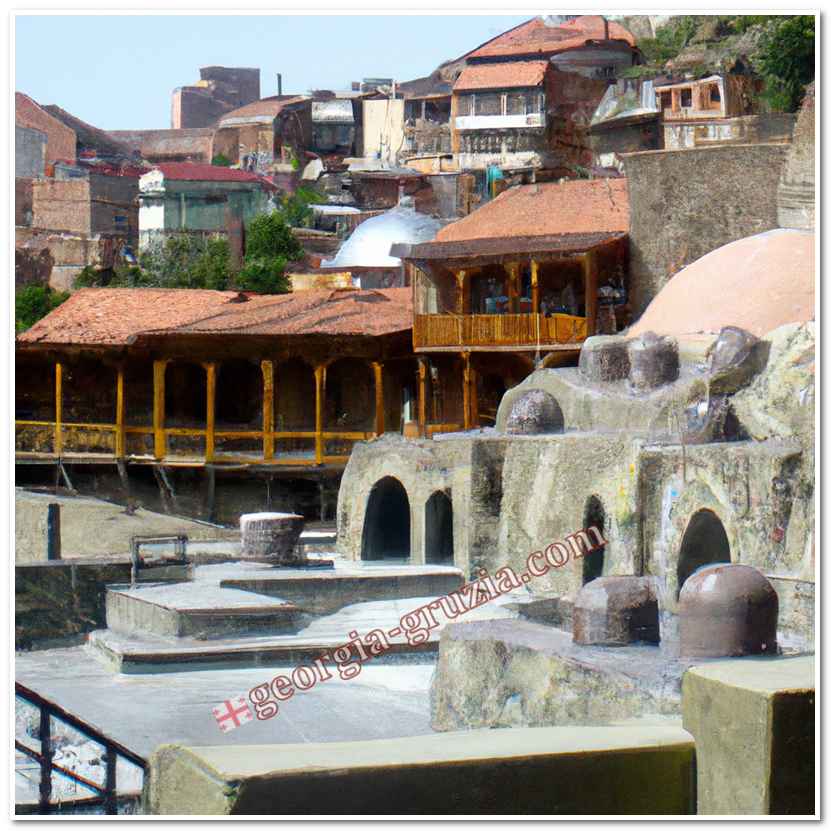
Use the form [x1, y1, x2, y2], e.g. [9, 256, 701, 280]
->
[14, 14, 530, 131]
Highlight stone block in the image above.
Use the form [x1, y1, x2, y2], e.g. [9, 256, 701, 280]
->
[504, 389, 564, 435]
[578, 335, 630, 382]
[145, 725, 695, 815]
[707, 326, 765, 394]
[682, 655, 815, 815]
[573, 576, 659, 646]
[240, 512, 305, 565]
[516, 595, 573, 630]
[627, 331, 679, 392]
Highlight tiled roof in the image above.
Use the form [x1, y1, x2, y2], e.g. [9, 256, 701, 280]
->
[17, 288, 412, 347]
[218, 95, 309, 125]
[148, 163, 277, 189]
[42, 105, 136, 161]
[434, 179, 629, 244]
[453, 61, 550, 92]
[467, 15, 636, 61]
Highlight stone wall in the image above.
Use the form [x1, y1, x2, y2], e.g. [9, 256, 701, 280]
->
[15, 178, 34, 227]
[16, 125, 46, 178]
[778, 83, 815, 231]
[624, 142, 790, 316]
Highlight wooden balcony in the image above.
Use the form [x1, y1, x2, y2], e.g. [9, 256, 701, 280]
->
[413, 313, 588, 351]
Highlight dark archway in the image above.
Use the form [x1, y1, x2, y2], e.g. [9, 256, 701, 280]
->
[216, 360, 262, 427]
[583, 495, 606, 584]
[425, 491, 454, 564]
[677, 509, 731, 596]
[361, 477, 411, 560]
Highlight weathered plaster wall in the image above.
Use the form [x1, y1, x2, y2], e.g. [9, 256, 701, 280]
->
[624, 142, 790, 316]
[16, 125, 46, 179]
[778, 83, 815, 231]
[362, 99, 405, 161]
[15, 92, 76, 166]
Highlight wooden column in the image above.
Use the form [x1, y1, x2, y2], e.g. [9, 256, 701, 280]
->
[583, 250, 599, 336]
[462, 352, 472, 431]
[152, 360, 168, 460]
[115, 366, 125, 459]
[470, 360, 479, 428]
[531, 259, 540, 313]
[54, 362, 63, 456]
[507, 262, 520, 313]
[456, 269, 469, 315]
[314, 363, 326, 464]
[204, 362, 216, 463]
[417, 357, 428, 437]
[261, 360, 274, 461]
[372, 361, 385, 436]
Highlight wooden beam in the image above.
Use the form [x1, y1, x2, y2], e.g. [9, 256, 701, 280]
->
[507, 262, 520, 313]
[531, 259, 540, 314]
[115, 366, 125, 459]
[204, 362, 216, 463]
[54, 362, 63, 456]
[372, 361, 385, 436]
[261, 360, 274, 462]
[314, 364, 326, 465]
[152, 360, 168, 460]
[456, 269, 468, 315]
[417, 357, 428, 437]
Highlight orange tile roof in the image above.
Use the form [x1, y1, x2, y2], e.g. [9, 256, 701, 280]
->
[435, 179, 629, 243]
[18, 287, 412, 347]
[453, 61, 550, 92]
[467, 15, 636, 61]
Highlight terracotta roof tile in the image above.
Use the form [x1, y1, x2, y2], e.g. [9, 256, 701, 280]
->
[468, 15, 636, 61]
[453, 61, 550, 92]
[434, 179, 629, 243]
[18, 288, 412, 348]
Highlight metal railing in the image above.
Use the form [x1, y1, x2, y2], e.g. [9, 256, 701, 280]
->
[15, 682, 146, 815]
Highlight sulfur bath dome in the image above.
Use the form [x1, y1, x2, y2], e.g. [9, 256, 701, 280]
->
[321, 200, 443, 269]
[629, 228, 814, 339]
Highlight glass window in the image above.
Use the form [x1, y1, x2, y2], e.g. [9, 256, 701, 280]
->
[456, 95, 473, 116]
[506, 92, 527, 115]
[476, 93, 502, 116]
[680, 88, 692, 107]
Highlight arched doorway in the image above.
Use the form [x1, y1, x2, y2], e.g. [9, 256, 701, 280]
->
[425, 491, 453, 564]
[583, 495, 606, 584]
[361, 477, 411, 560]
[677, 509, 731, 596]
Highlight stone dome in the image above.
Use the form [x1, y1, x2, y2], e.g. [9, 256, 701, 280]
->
[679, 563, 778, 659]
[321, 201, 443, 269]
[628, 229, 814, 339]
[505, 389, 564, 435]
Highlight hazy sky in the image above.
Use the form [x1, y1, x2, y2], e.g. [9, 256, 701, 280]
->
[15, 14, 529, 131]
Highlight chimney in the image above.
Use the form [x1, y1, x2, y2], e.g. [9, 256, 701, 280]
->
[277, 73, 282, 96]
[603, 16, 609, 40]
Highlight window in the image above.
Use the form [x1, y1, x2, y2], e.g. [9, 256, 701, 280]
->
[456, 94, 473, 117]
[476, 93, 502, 116]
[680, 88, 692, 108]
[506, 92, 528, 115]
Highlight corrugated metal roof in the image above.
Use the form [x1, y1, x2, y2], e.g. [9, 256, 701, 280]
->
[311, 100, 355, 124]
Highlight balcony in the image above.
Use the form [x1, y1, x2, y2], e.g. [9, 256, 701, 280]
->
[413, 313, 587, 351]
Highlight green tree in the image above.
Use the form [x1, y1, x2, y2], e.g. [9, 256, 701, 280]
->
[757, 15, 815, 111]
[280, 186, 326, 228]
[15, 285, 69, 333]
[211, 153, 232, 167]
[234, 211, 303, 294]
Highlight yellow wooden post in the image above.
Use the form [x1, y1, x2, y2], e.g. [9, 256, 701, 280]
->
[153, 360, 168, 460]
[531, 259, 540, 313]
[54, 362, 63, 456]
[417, 357, 428, 437]
[372, 361, 385, 436]
[314, 363, 326, 464]
[261, 360, 274, 461]
[507, 262, 520, 313]
[115, 366, 125, 459]
[456, 269, 468, 315]
[204, 362, 216, 462]
[462, 352, 471, 431]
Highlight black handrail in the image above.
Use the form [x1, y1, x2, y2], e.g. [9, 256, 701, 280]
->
[15, 682, 146, 815]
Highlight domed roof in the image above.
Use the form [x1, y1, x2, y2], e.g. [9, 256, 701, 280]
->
[629, 229, 814, 339]
[322, 201, 443, 269]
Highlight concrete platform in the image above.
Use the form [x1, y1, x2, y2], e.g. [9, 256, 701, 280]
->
[106, 583, 302, 639]
[15, 646, 436, 760]
[145, 725, 695, 815]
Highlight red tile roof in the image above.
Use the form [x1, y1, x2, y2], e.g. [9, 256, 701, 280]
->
[435, 179, 629, 243]
[17, 288, 412, 347]
[218, 95, 309, 124]
[453, 61, 550, 92]
[467, 15, 636, 61]
[149, 162, 276, 187]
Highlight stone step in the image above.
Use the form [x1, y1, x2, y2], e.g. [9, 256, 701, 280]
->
[106, 583, 302, 640]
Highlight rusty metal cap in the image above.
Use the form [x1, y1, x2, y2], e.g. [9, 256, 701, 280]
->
[679, 563, 778, 659]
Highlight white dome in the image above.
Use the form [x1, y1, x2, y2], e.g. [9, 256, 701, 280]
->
[322, 202, 443, 269]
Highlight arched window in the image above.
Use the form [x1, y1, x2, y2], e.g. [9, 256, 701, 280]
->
[677, 509, 731, 596]
[425, 491, 453, 564]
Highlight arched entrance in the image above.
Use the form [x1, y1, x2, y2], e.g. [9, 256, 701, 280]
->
[425, 491, 453, 564]
[361, 477, 411, 560]
[583, 495, 606, 584]
[677, 509, 731, 595]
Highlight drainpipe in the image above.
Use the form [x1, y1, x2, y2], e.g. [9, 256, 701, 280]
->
[603, 16, 609, 40]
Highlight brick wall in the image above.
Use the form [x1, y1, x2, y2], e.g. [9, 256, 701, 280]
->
[624, 142, 790, 316]
[15, 92, 76, 165]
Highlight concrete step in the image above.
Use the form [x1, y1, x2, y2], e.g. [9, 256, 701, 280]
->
[106, 583, 302, 640]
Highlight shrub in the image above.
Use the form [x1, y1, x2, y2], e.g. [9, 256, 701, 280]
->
[280, 187, 327, 228]
[244, 211, 303, 263]
[15, 284, 69, 333]
[235, 256, 290, 294]
[757, 15, 815, 111]
[211, 154, 232, 167]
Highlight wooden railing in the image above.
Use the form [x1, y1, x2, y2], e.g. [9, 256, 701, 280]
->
[413, 313, 588, 349]
[15, 420, 375, 467]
